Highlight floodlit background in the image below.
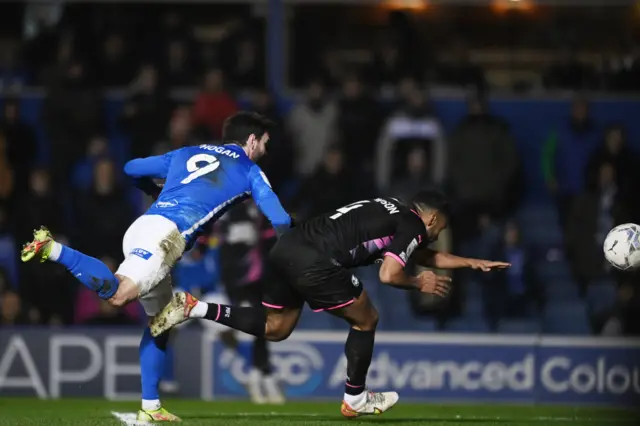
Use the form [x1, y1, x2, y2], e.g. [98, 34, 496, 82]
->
[0, 0, 639, 408]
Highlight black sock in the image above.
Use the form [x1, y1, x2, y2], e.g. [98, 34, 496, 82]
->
[252, 336, 272, 375]
[344, 328, 375, 395]
[204, 304, 266, 337]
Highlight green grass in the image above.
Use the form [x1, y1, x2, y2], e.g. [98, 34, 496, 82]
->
[0, 399, 636, 426]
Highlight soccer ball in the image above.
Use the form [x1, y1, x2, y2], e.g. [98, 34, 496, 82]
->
[603, 223, 640, 270]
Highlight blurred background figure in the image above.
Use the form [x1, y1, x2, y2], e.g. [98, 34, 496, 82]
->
[192, 67, 238, 140]
[376, 77, 445, 192]
[287, 79, 337, 178]
[120, 65, 171, 159]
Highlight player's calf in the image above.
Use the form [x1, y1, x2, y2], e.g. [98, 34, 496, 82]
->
[330, 291, 384, 412]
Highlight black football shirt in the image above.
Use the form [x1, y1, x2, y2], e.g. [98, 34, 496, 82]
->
[298, 197, 428, 268]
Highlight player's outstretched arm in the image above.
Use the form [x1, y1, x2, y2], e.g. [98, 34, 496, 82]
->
[415, 247, 511, 271]
[379, 256, 451, 297]
[248, 165, 292, 237]
[124, 153, 173, 197]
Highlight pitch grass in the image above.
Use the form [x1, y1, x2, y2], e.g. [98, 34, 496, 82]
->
[0, 398, 637, 426]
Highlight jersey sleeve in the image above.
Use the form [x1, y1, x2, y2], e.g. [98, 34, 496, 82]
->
[383, 214, 427, 267]
[248, 164, 292, 235]
[124, 152, 174, 179]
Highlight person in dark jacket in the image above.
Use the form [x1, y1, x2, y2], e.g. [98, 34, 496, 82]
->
[481, 221, 541, 331]
[586, 125, 640, 221]
[566, 162, 631, 295]
[292, 145, 362, 219]
[542, 97, 600, 232]
[74, 158, 133, 260]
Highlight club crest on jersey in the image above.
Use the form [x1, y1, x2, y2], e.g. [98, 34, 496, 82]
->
[351, 275, 360, 287]
[131, 248, 153, 260]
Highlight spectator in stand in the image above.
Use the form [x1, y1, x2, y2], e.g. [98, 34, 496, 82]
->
[0, 208, 18, 289]
[566, 163, 631, 296]
[388, 146, 433, 200]
[0, 41, 29, 90]
[586, 125, 640, 221]
[0, 291, 29, 325]
[155, 105, 199, 154]
[287, 78, 337, 178]
[74, 158, 133, 260]
[0, 133, 15, 204]
[98, 33, 134, 87]
[120, 65, 172, 159]
[251, 89, 292, 192]
[162, 39, 196, 86]
[83, 299, 138, 326]
[449, 94, 520, 244]
[14, 168, 66, 244]
[228, 37, 264, 88]
[291, 145, 361, 219]
[1, 98, 37, 195]
[336, 74, 381, 175]
[192, 67, 239, 140]
[375, 78, 445, 192]
[481, 221, 541, 331]
[41, 58, 102, 189]
[72, 135, 112, 191]
[542, 97, 600, 234]
[601, 278, 640, 336]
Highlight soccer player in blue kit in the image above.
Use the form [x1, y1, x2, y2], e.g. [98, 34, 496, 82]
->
[21, 112, 292, 422]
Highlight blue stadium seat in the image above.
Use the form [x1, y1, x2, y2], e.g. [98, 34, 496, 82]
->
[380, 305, 437, 332]
[544, 279, 580, 301]
[444, 317, 490, 333]
[497, 319, 541, 334]
[536, 260, 572, 282]
[464, 296, 484, 319]
[543, 302, 591, 335]
[587, 281, 617, 313]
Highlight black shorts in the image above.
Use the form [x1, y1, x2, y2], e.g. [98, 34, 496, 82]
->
[263, 231, 363, 312]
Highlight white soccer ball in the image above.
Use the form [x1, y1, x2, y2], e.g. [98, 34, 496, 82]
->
[603, 223, 640, 270]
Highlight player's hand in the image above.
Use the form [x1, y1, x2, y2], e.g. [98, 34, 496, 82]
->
[415, 270, 451, 297]
[468, 259, 511, 272]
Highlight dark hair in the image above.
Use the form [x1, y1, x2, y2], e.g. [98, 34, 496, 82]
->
[411, 189, 450, 217]
[222, 111, 274, 146]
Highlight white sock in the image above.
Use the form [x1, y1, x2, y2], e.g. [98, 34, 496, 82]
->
[48, 241, 62, 262]
[344, 390, 366, 409]
[141, 399, 161, 411]
[189, 300, 209, 318]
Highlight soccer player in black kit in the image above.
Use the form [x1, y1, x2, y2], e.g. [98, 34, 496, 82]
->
[151, 190, 510, 417]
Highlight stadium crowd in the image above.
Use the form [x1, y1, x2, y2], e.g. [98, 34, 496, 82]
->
[0, 3, 639, 336]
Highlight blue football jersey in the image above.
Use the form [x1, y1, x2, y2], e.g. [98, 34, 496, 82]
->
[123, 144, 291, 247]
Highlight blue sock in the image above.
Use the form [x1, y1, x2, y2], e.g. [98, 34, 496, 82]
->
[140, 328, 169, 402]
[162, 345, 175, 382]
[56, 245, 119, 299]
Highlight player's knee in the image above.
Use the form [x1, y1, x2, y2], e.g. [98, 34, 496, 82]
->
[264, 317, 293, 342]
[352, 306, 379, 332]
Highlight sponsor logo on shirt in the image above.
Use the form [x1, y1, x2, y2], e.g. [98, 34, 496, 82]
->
[157, 199, 179, 208]
[131, 248, 153, 260]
